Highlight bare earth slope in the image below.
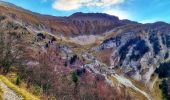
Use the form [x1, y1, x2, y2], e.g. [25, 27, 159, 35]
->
[0, 80, 23, 100]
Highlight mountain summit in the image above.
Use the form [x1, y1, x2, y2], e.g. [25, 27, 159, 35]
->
[0, 2, 138, 35]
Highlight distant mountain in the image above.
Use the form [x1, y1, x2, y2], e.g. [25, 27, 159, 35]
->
[0, 1, 138, 36]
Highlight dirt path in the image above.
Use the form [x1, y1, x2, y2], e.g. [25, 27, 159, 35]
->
[112, 74, 152, 100]
[0, 80, 23, 100]
[150, 76, 158, 90]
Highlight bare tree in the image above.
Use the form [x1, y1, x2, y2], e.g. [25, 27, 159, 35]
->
[0, 32, 26, 74]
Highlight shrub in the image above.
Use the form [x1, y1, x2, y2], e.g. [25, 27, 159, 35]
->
[16, 76, 21, 86]
[159, 79, 170, 100]
[34, 85, 43, 96]
[149, 32, 161, 55]
[51, 37, 56, 42]
[0, 16, 6, 21]
[71, 71, 78, 84]
[76, 68, 86, 76]
[70, 55, 78, 65]
[64, 61, 68, 67]
[37, 33, 45, 39]
[155, 61, 170, 78]
[164, 52, 169, 59]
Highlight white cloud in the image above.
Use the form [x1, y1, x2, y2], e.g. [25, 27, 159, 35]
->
[52, 0, 126, 11]
[52, 0, 131, 20]
[53, 0, 81, 10]
[139, 18, 164, 24]
[103, 8, 130, 19]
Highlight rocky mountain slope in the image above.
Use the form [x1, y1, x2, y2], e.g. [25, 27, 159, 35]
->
[0, 1, 170, 100]
[0, 1, 138, 36]
[97, 23, 170, 82]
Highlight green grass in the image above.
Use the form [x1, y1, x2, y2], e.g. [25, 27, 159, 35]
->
[0, 85, 4, 100]
[0, 75, 39, 100]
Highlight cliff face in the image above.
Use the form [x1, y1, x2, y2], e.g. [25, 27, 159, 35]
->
[97, 23, 170, 83]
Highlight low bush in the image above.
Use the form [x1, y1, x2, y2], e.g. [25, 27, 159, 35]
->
[71, 71, 78, 84]
[15, 76, 21, 86]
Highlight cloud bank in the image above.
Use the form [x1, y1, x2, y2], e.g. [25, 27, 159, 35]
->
[103, 8, 130, 19]
[52, 0, 130, 19]
[52, 0, 126, 11]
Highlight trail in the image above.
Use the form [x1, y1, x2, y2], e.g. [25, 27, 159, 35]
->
[82, 53, 152, 100]
[0, 80, 23, 100]
[150, 76, 158, 90]
[112, 74, 152, 100]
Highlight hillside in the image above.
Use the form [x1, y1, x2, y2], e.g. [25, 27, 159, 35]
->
[0, 1, 170, 100]
[0, 75, 39, 100]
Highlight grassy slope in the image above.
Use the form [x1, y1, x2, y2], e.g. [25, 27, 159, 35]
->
[127, 75, 162, 100]
[0, 75, 39, 100]
[0, 85, 3, 100]
[108, 75, 148, 100]
[151, 79, 162, 100]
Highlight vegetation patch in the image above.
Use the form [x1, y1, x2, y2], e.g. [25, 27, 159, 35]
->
[149, 31, 161, 55]
[119, 37, 140, 64]
[130, 40, 149, 61]
[0, 75, 39, 100]
[93, 48, 113, 66]
[155, 61, 170, 78]
[155, 61, 170, 100]
[71, 71, 79, 84]
[159, 79, 170, 100]
[0, 85, 4, 100]
[0, 16, 6, 21]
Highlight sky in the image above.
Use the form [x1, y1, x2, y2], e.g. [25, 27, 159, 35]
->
[2, 0, 170, 23]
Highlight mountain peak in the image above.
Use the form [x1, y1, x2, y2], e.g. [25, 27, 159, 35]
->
[70, 12, 119, 20]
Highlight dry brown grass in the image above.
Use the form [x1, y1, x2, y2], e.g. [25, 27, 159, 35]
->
[151, 78, 162, 100]
[127, 77, 148, 93]
[5, 72, 43, 98]
[127, 87, 148, 100]
[93, 48, 113, 66]
[127, 75, 162, 100]
[108, 75, 148, 100]
[107, 75, 119, 84]
[0, 85, 3, 100]
[0, 75, 39, 100]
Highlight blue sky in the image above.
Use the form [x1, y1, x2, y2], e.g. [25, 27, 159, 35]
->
[3, 0, 170, 23]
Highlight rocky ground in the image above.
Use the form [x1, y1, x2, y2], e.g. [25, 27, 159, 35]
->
[0, 80, 23, 100]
